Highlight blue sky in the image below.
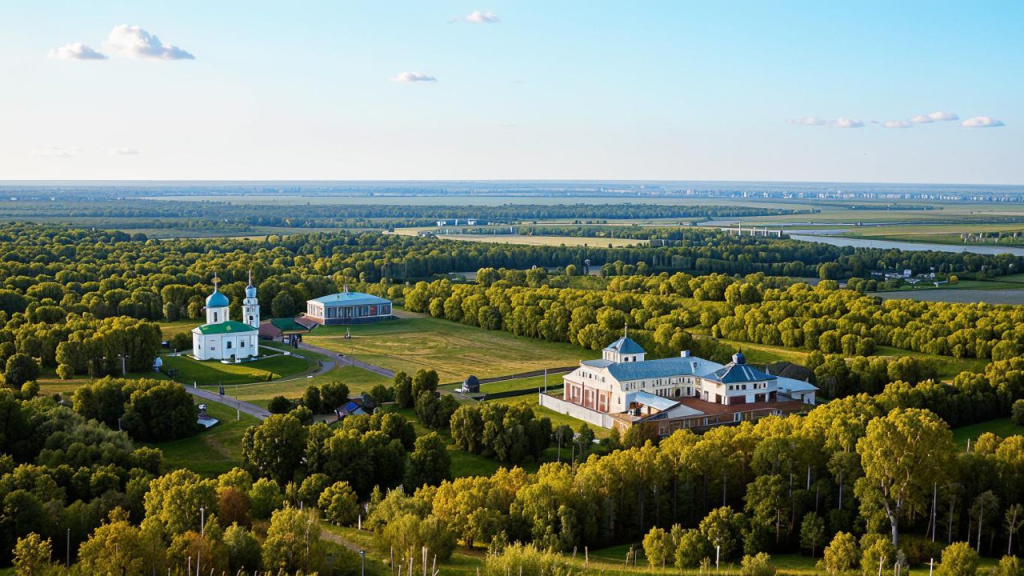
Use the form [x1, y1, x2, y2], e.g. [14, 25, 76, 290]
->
[1, 1, 1020, 183]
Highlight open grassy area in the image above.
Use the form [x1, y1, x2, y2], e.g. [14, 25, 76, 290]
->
[440, 373, 566, 394]
[202, 364, 389, 404]
[305, 316, 597, 382]
[953, 418, 1023, 449]
[147, 400, 259, 477]
[161, 352, 314, 386]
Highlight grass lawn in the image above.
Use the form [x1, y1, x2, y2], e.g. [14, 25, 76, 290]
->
[162, 352, 314, 386]
[439, 373, 565, 394]
[305, 316, 597, 382]
[953, 418, 1023, 449]
[158, 320, 198, 341]
[200, 364, 390, 404]
[147, 400, 258, 477]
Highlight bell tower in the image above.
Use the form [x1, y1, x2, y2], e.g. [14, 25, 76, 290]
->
[242, 270, 260, 329]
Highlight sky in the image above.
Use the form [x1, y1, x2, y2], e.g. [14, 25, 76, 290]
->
[0, 1, 1021, 184]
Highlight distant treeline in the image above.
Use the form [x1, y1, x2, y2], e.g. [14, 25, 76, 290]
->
[0, 198, 808, 228]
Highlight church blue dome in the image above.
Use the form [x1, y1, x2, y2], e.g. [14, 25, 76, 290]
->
[206, 289, 229, 308]
[732, 351, 747, 365]
[245, 283, 257, 298]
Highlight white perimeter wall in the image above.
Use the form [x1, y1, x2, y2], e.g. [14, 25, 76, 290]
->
[538, 394, 615, 429]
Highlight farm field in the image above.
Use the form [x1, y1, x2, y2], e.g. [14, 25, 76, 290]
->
[304, 316, 598, 382]
[875, 288, 1024, 305]
[147, 400, 259, 477]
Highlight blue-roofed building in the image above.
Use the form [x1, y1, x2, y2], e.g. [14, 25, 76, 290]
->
[555, 336, 816, 433]
[305, 286, 393, 325]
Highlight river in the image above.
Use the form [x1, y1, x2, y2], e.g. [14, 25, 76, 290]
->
[788, 234, 1024, 257]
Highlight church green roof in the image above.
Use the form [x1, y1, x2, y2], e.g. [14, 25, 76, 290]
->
[194, 321, 257, 335]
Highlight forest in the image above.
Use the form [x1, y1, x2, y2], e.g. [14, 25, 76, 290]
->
[5, 223, 1024, 575]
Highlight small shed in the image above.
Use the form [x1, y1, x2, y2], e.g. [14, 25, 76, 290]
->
[458, 375, 480, 394]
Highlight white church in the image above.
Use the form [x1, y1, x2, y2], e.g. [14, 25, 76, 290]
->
[192, 274, 260, 361]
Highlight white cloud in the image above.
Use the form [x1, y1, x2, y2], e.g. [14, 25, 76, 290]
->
[31, 146, 80, 159]
[48, 42, 107, 61]
[787, 116, 827, 126]
[451, 11, 500, 23]
[927, 111, 959, 122]
[882, 120, 913, 129]
[103, 25, 194, 60]
[961, 116, 1005, 128]
[114, 148, 140, 156]
[392, 71, 437, 83]
[910, 114, 934, 124]
[829, 118, 865, 128]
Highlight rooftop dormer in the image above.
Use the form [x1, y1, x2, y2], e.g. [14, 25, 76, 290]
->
[603, 335, 646, 364]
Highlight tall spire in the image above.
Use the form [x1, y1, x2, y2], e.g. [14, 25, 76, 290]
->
[624, 322, 628, 338]
[248, 269, 253, 286]
[212, 273, 220, 291]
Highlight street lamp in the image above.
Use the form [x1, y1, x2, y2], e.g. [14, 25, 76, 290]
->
[360, 549, 366, 576]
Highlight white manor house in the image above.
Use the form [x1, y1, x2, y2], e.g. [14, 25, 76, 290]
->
[544, 335, 818, 434]
[192, 275, 261, 361]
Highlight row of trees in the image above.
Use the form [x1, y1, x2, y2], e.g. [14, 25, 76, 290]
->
[404, 272, 1024, 366]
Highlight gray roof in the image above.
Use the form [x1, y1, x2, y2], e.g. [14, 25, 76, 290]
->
[605, 356, 722, 382]
[308, 291, 391, 308]
[605, 336, 645, 355]
[776, 376, 818, 393]
[707, 362, 777, 384]
[632, 391, 679, 411]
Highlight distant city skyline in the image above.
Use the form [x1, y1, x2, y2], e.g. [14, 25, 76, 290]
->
[1, 1, 1020, 183]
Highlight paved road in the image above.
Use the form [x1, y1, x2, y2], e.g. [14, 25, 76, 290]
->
[181, 384, 271, 420]
[297, 341, 395, 379]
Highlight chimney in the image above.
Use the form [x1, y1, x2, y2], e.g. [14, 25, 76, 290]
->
[680, 350, 690, 357]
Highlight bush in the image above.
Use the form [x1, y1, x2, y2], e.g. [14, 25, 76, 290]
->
[937, 542, 979, 576]
[676, 529, 710, 569]
[820, 531, 859, 575]
[484, 542, 571, 576]
[995, 556, 1024, 576]
[1013, 400, 1024, 426]
[741, 553, 776, 576]
[56, 363, 74, 380]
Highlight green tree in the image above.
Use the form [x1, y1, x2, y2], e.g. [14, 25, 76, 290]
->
[241, 413, 308, 482]
[820, 531, 858, 575]
[143, 469, 218, 536]
[223, 523, 261, 574]
[3, 354, 39, 389]
[800, 512, 826, 557]
[675, 529, 710, 568]
[249, 478, 285, 520]
[855, 408, 957, 546]
[77, 509, 164, 576]
[741, 553, 777, 576]
[938, 542, 979, 576]
[394, 371, 414, 408]
[13, 533, 53, 576]
[405, 432, 452, 489]
[319, 481, 359, 525]
[643, 526, 675, 568]
[261, 507, 326, 574]
[412, 368, 440, 398]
